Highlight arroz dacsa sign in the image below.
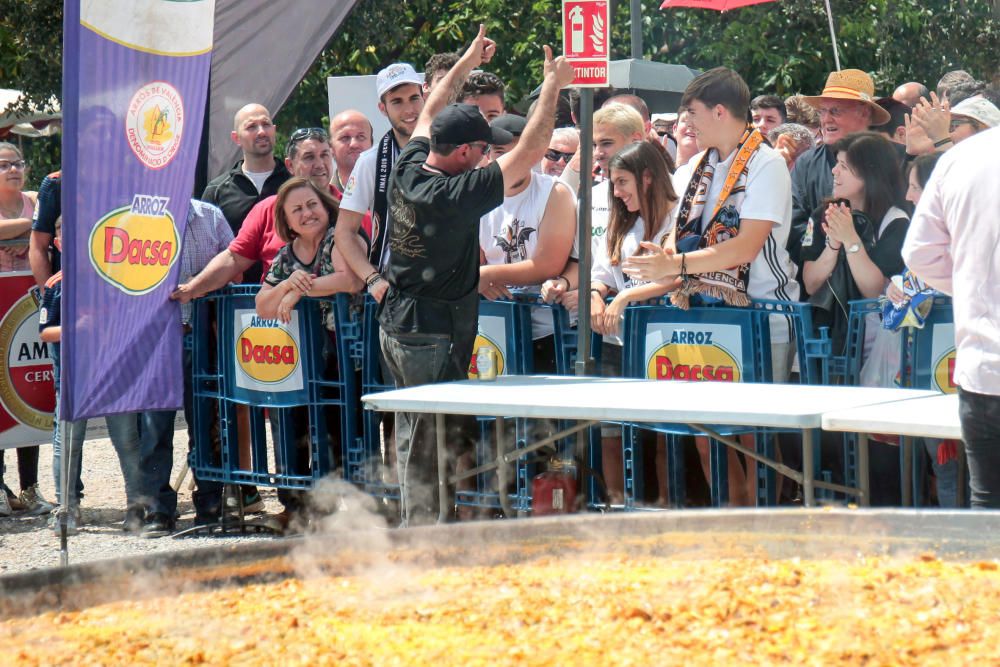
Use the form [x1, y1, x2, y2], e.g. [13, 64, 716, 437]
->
[644, 324, 744, 382]
[930, 322, 957, 394]
[234, 310, 304, 393]
[89, 194, 179, 295]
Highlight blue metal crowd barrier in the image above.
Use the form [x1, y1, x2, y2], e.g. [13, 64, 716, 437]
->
[188, 286, 358, 491]
[839, 297, 960, 508]
[614, 298, 829, 509]
[188, 284, 960, 517]
[900, 296, 961, 507]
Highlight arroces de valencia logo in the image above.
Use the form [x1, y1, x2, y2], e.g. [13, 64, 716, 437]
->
[89, 195, 179, 295]
[646, 330, 741, 382]
[237, 316, 300, 385]
[125, 81, 184, 170]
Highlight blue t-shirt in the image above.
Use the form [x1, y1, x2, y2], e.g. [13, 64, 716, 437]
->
[32, 172, 62, 272]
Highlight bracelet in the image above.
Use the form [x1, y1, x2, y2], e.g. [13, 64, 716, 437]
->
[365, 277, 384, 294]
[590, 288, 603, 297]
[825, 237, 842, 250]
[933, 137, 953, 148]
[680, 253, 688, 282]
[364, 271, 381, 287]
[556, 274, 569, 290]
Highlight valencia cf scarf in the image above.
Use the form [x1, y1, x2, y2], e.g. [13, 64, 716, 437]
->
[671, 127, 763, 309]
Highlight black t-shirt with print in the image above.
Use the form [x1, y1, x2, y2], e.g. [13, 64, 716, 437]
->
[378, 137, 504, 336]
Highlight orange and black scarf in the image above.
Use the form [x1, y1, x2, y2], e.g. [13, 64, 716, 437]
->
[671, 127, 763, 309]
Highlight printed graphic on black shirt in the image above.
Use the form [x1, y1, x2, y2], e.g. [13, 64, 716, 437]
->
[388, 195, 426, 259]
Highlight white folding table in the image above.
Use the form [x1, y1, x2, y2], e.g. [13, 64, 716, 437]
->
[363, 376, 938, 520]
[822, 393, 962, 506]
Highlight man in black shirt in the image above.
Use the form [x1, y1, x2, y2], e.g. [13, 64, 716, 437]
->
[378, 25, 574, 525]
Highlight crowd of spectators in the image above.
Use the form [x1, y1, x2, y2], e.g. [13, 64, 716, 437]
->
[3, 27, 999, 534]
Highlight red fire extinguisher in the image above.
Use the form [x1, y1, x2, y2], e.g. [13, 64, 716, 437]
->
[532, 459, 577, 516]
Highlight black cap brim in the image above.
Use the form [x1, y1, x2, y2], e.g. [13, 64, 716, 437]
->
[488, 127, 514, 145]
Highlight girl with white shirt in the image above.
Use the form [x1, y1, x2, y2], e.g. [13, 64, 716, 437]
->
[589, 141, 677, 505]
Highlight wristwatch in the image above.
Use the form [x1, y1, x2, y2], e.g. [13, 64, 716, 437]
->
[845, 243, 861, 254]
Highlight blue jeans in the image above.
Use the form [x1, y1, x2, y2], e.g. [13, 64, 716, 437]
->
[922, 438, 960, 508]
[138, 410, 178, 517]
[50, 344, 142, 508]
[958, 387, 1000, 509]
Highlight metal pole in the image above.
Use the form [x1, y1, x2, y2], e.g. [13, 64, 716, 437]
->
[630, 0, 643, 59]
[575, 88, 595, 379]
[823, 0, 842, 71]
[575, 88, 595, 480]
[59, 419, 72, 567]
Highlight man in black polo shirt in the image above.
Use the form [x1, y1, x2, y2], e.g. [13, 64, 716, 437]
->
[378, 25, 574, 525]
[202, 103, 290, 283]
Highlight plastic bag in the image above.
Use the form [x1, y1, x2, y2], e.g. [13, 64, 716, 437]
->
[859, 326, 901, 389]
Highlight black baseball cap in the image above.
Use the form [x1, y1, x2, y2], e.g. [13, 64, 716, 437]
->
[431, 103, 513, 146]
[490, 114, 527, 144]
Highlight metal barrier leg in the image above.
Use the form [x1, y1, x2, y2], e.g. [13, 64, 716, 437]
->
[436, 413, 448, 524]
[495, 416, 513, 518]
[623, 425, 636, 510]
[802, 429, 815, 507]
[667, 435, 686, 508]
[709, 438, 728, 508]
[901, 436, 913, 507]
[857, 433, 870, 507]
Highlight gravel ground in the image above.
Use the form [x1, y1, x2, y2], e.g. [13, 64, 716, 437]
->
[0, 416, 286, 575]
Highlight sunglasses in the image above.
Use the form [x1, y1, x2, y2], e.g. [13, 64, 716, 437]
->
[289, 127, 330, 145]
[468, 141, 491, 155]
[543, 149, 574, 163]
[949, 118, 976, 132]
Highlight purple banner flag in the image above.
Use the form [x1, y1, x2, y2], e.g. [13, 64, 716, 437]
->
[61, 1, 215, 420]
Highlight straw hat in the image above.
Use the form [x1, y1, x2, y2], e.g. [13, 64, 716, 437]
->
[802, 69, 891, 126]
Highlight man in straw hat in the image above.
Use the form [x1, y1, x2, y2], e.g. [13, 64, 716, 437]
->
[790, 69, 891, 245]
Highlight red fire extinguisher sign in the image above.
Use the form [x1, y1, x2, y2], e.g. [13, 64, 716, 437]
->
[562, 0, 610, 87]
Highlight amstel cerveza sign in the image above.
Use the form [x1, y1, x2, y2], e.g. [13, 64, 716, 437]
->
[88, 194, 179, 295]
[0, 278, 55, 440]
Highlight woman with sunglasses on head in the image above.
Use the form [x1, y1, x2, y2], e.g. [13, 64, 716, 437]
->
[589, 141, 677, 506]
[0, 142, 55, 518]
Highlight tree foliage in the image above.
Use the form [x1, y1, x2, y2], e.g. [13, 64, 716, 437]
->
[2, 0, 998, 184]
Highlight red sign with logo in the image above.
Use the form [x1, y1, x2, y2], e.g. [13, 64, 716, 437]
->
[562, 0, 610, 87]
[0, 272, 55, 448]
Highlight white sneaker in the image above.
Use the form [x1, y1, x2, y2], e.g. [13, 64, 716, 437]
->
[48, 506, 82, 535]
[0, 492, 11, 517]
[18, 484, 55, 516]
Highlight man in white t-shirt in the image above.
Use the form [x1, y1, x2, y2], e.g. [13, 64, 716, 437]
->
[623, 67, 800, 377]
[335, 63, 426, 303]
[622, 67, 800, 506]
[478, 114, 576, 370]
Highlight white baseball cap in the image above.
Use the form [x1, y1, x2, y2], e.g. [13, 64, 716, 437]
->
[950, 97, 1000, 129]
[375, 63, 423, 99]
